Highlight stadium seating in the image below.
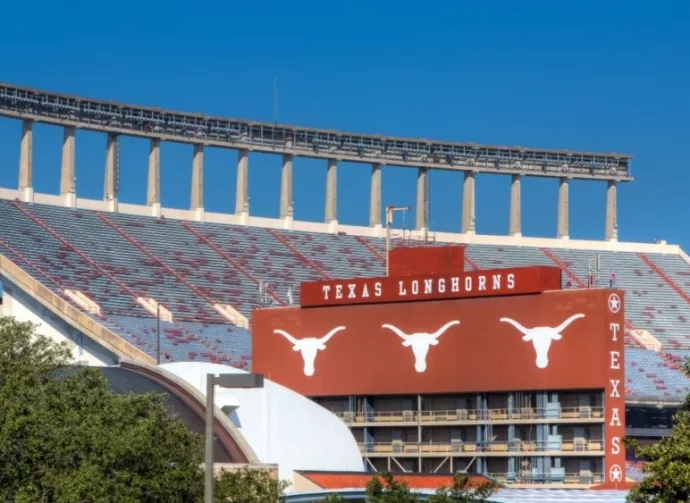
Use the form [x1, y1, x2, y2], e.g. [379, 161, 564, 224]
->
[2, 197, 690, 397]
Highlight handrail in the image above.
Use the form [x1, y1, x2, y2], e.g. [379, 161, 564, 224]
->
[357, 439, 605, 454]
[353, 235, 386, 265]
[337, 406, 605, 423]
[267, 228, 331, 280]
[180, 221, 286, 306]
[96, 212, 228, 322]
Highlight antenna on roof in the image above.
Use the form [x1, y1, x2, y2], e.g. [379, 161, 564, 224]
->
[273, 77, 279, 125]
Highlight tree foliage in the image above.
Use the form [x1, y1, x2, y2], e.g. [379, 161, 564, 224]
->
[365, 473, 421, 502]
[214, 468, 288, 502]
[427, 473, 499, 502]
[624, 358, 690, 502]
[0, 317, 286, 502]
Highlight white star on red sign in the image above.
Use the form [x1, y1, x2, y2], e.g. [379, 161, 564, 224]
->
[609, 464, 623, 483]
[608, 293, 621, 314]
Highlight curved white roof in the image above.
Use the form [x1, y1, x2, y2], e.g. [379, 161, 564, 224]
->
[161, 362, 363, 483]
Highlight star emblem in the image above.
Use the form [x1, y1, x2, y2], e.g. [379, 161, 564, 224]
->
[609, 464, 623, 483]
[608, 293, 621, 314]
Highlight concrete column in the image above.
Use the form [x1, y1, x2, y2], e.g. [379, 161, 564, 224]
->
[279, 154, 293, 219]
[191, 144, 204, 215]
[415, 167, 429, 230]
[325, 158, 338, 223]
[369, 163, 382, 227]
[509, 174, 521, 236]
[235, 149, 249, 215]
[606, 180, 618, 241]
[60, 126, 76, 207]
[462, 171, 476, 234]
[18, 119, 33, 202]
[147, 139, 161, 215]
[557, 177, 569, 239]
[104, 133, 119, 209]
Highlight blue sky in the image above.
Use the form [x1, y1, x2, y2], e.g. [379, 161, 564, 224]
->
[0, 0, 688, 247]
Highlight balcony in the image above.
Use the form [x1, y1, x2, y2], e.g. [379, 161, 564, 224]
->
[357, 439, 605, 457]
[337, 406, 604, 426]
[489, 471, 605, 486]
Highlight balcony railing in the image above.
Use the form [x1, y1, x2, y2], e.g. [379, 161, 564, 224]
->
[357, 439, 605, 455]
[489, 471, 605, 485]
[337, 406, 604, 425]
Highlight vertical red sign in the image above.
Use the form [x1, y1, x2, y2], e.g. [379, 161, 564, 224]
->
[603, 290, 626, 487]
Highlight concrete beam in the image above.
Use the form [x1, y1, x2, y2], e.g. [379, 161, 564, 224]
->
[557, 177, 569, 239]
[509, 174, 521, 236]
[325, 158, 338, 223]
[606, 180, 618, 241]
[369, 163, 382, 227]
[191, 144, 204, 213]
[235, 149, 249, 215]
[280, 154, 293, 219]
[147, 139, 161, 215]
[104, 133, 119, 207]
[18, 119, 33, 202]
[462, 171, 476, 234]
[60, 126, 76, 207]
[415, 167, 429, 231]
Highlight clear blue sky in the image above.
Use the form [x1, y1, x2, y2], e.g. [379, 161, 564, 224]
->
[0, 1, 688, 247]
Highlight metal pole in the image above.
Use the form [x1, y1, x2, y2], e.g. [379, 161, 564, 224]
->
[205, 376, 214, 503]
[385, 207, 391, 276]
[156, 303, 160, 365]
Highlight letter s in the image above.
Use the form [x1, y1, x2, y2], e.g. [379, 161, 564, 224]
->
[611, 437, 621, 455]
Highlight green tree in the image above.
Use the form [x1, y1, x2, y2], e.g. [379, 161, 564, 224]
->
[319, 494, 346, 502]
[214, 467, 288, 502]
[624, 358, 690, 502]
[365, 473, 420, 503]
[427, 473, 499, 502]
[0, 317, 287, 502]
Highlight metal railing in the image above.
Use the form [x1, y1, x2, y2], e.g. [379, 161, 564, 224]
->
[337, 406, 605, 424]
[357, 439, 605, 455]
[489, 471, 605, 485]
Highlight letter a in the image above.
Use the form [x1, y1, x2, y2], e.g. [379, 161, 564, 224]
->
[610, 408, 621, 427]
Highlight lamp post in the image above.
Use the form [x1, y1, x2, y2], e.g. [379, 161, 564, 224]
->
[385, 205, 410, 276]
[205, 372, 264, 503]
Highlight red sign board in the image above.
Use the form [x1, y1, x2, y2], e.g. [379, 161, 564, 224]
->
[300, 266, 561, 308]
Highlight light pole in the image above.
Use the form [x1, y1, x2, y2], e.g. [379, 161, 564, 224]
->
[385, 205, 410, 276]
[205, 372, 264, 503]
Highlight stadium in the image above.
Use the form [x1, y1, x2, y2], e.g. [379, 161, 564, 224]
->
[0, 82, 688, 501]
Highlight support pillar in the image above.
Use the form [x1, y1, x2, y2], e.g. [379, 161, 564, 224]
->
[415, 167, 429, 231]
[104, 133, 119, 210]
[147, 139, 161, 216]
[191, 144, 204, 220]
[606, 180, 618, 241]
[18, 119, 33, 202]
[557, 177, 569, 239]
[325, 158, 338, 224]
[235, 149, 249, 217]
[462, 171, 476, 234]
[279, 154, 293, 219]
[369, 163, 382, 228]
[60, 126, 76, 208]
[509, 174, 521, 236]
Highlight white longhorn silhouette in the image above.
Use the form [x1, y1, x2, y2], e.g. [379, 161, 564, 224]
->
[382, 321, 461, 373]
[499, 314, 585, 369]
[273, 326, 346, 377]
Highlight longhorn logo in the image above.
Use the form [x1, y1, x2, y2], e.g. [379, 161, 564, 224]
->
[499, 314, 585, 369]
[273, 326, 346, 377]
[381, 321, 460, 373]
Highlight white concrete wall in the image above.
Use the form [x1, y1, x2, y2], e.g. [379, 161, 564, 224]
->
[162, 362, 364, 485]
[1, 188, 682, 256]
[1, 277, 117, 366]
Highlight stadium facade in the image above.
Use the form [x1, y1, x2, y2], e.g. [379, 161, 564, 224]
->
[0, 83, 688, 490]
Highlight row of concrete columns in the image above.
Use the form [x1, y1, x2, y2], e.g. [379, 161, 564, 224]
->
[15, 119, 619, 240]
